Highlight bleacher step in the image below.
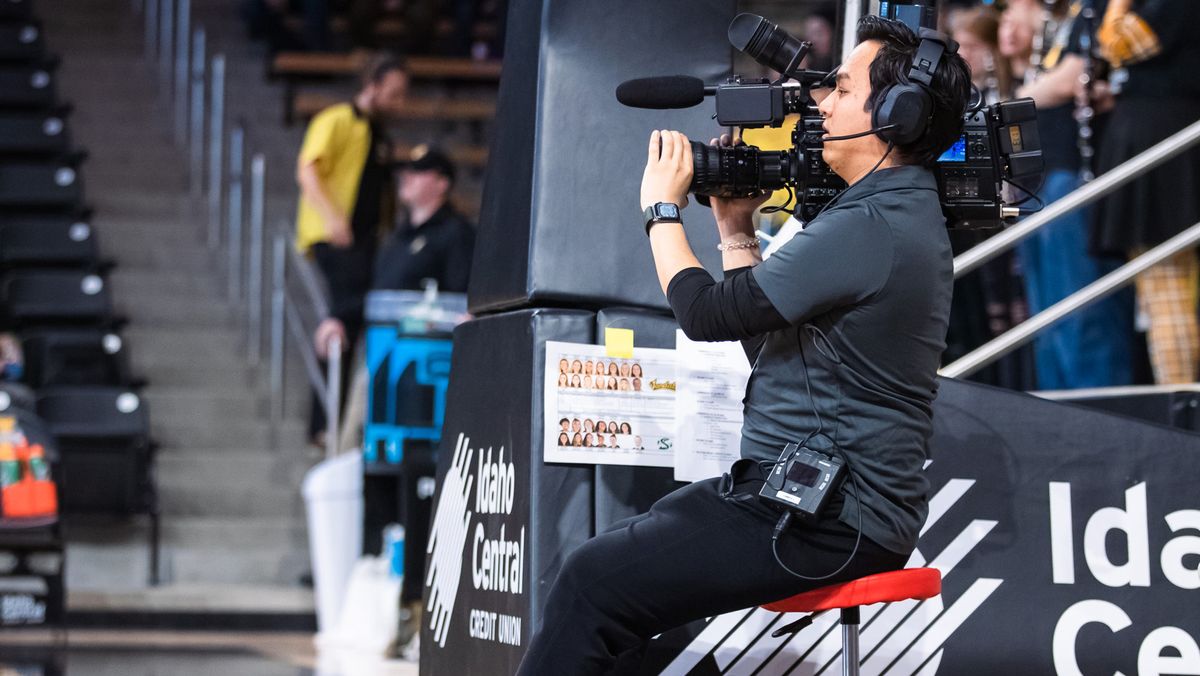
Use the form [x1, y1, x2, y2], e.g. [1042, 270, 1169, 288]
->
[157, 478, 303, 518]
[68, 582, 314, 614]
[101, 242, 217, 273]
[109, 268, 225, 300]
[142, 388, 267, 421]
[65, 538, 311, 589]
[151, 417, 309, 450]
[157, 451, 315, 492]
[40, 0, 329, 596]
[124, 326, 244, 365]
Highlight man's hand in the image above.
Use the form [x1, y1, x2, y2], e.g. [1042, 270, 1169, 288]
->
[708, 133, 770, 238]
[641, 130, 693, 212]
[325, 215, 353, 248]
[314, 318, 347, 360]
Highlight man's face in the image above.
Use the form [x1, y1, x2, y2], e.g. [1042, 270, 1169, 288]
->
[399, 168, 449, 207]
[816, 40, 886, 180]
[953, 28, 992, 86]
[364, 70, 409, 118]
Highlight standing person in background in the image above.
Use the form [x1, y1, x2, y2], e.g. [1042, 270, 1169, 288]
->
[801, 5, 837, 73]
[296, 55, 408, 445]
[314, 147, 475, 448]
[1093, 0, 1200, 384]
[313, 147, 474, 659]
[999, 0, 1132, 389]
[949, 4, 1011, 103]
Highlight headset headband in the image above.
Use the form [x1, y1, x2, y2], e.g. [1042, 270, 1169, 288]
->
[908, 28, 958, 88]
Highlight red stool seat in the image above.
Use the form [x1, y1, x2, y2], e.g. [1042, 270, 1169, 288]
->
[763, 567, 941, 614]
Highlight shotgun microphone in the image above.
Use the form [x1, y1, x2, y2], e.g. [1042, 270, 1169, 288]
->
[615, 76, 711, 109]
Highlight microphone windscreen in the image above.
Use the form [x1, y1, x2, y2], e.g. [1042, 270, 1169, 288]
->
[615, 76, 706, 109]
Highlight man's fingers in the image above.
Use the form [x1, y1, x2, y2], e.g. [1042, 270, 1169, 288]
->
[648, 129, 660, 163]
[659, 129, 675, 160]
[719, 133, 732, 147]
[673, 132, 689, 167]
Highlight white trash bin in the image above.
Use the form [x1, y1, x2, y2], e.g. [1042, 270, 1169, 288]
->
[302, 451, 364, 635]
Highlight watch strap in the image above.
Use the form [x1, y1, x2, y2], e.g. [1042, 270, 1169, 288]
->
[643, 203, 681, 235]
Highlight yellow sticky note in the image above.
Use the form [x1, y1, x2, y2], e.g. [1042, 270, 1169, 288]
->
[604, 327, 635, 359]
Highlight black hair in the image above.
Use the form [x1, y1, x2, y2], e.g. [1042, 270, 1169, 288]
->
[362, 53, 408, 86]
[856, 15, 972, 166]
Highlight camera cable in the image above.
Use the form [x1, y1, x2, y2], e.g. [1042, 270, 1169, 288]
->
[763, 324, 865, 582]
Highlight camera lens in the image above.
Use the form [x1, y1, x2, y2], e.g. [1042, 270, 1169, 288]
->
[689, 141, 794, 198]
[728, 14, 810, 77]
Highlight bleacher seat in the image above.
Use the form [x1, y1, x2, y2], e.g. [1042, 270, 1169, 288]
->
[2, 270, 112, 325]
[0, 215, 96, 267]
[34, 385, 157, 585]
[0, 0, 32, 20]
[0, 61, 57, 109]
[21, 329, 131, 389]
[0, 381, 37, 413]
[0, 109, 71, 156]
[0, 20, 43, 62]
[0, 159, 83, 208]
[34, 386, 153, 515]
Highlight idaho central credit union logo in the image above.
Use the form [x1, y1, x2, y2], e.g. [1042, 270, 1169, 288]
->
[425, 433, 526, 649]
[661, 476, 1003, 675]
[425, 433, 474, 648]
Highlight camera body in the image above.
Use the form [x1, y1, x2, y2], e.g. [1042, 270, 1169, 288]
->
[689, 8, 1043, 229]
[937, 100, 1042, 227]
[690, 77, 844, 221]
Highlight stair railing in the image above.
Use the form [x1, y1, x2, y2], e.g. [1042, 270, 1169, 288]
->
[142, 0, 341, 453]
[942, 119, 1200, 379]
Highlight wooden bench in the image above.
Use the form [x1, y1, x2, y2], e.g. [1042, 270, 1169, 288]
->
[281, 15, 497, 44]
[293, 93, 496, 124]
[273, 52, 501, 125]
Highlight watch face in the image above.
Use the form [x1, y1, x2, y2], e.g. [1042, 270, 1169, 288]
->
[658, 203, 679, 219]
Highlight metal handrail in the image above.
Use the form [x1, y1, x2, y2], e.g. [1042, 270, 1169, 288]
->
[269, 229, 343, 457]
[286, 240, 332, 319]
[1034, 383, 1200, 400]
[955, 119, 1200, 278]
[142, 0, 341, 453]
[942, 220, 1200, 378]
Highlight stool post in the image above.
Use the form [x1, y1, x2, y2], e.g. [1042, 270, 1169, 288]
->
[841, 606, 861, 676]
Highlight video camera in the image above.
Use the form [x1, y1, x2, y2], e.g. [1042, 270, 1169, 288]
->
[616, 1, 1044, 228]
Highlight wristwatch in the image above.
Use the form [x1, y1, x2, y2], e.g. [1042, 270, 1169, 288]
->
[643, 202, 681, 235]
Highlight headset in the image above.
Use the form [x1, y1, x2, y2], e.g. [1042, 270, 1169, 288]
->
[871, 28, 958, 145]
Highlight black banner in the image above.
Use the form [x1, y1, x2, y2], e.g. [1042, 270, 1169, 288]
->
[659, 378, 1200, 674]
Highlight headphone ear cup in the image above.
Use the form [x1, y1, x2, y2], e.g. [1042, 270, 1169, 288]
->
[873, 84, 932, 145]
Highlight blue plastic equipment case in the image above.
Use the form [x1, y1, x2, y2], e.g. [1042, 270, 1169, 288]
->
[362, 290, 467, 464]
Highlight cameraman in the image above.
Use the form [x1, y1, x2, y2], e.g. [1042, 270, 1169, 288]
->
[517, 16, 970, 675]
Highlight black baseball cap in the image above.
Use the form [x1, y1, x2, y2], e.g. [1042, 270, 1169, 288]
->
[400, 145, 456, 184]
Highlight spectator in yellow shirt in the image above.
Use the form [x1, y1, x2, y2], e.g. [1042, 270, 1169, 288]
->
[295, 54, 408, 444]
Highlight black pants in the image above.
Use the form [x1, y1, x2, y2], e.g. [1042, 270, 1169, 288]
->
[308, 243, 372, 439]
[516, 459, 909, 676]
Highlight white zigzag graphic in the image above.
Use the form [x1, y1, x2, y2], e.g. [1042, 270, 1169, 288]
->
[424, 433, 475, 648]
[661, 478, 1002, 675]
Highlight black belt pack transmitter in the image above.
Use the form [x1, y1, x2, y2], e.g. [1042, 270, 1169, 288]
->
[759, 443, 846, 522]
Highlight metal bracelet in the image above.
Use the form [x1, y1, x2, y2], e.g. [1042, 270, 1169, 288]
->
[717, 237, 761, 252]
